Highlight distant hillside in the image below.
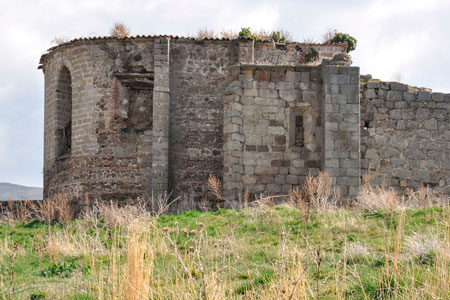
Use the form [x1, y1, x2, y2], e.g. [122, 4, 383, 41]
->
[0, 183, 43, 201]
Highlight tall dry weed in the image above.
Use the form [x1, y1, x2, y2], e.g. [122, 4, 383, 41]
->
[356, 174, 401, 211]
[110, 22, 130, 38]
[197, 28, 215, 39]
[207, 174, 223, 202]
[92, 219, 155, 300]
[301, 171, 333, 212]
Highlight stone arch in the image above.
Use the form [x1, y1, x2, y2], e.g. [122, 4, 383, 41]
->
[55, 66, 72, 157]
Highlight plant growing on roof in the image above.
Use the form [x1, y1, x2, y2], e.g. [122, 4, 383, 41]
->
[271, 31, 287, 43]
[329, 32, 357, 52]
[305, 47, 319, 63]
[238, 27, 257, 40]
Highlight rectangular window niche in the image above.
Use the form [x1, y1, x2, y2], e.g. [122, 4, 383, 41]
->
[289, 103, 316, 152]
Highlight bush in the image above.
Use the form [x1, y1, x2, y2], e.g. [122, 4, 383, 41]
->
[330, 32, 357, 52]
[305, 48, 319, 63]
[30, 292, 46, 300]
[110, 22, 130, 38]
[271, 31, 287, 43]
[238, 27, 256, 40]
[40, 261, 90, 278]
[238, 28, 291, 43]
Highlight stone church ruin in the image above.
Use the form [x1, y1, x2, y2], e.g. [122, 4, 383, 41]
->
[39, 35, 450, 210]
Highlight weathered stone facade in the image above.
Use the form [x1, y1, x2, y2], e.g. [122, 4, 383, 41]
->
[222, 64, 360, 204]
[40, 34, 450, 211]
[39, 36, 349, 210]
[360, 78, 450, 195]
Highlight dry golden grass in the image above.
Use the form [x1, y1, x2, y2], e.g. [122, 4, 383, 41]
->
[4, 173, 450, 299]
[110, 22, 130, 38]
[356, 174, 401, 211]
[322, 29, 337, 43]
[207, 174, 223, 201]
[219, 29, 238, 39]
[197, 28, 216, 39]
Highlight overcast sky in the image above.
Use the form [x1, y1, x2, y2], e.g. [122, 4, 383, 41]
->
[0, 0, 449, 188]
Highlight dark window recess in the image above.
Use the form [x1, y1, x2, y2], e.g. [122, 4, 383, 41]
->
[127, 89, 153, 130]
[57, 121, 71, 155]
[114, 72, 154, 131]
[295, 115, 304, 147]
[363, 120, 369, 130]
[56, 66, 72, 157]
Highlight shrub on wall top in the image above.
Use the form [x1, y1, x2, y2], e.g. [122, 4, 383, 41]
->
[330, 32, 357, 52]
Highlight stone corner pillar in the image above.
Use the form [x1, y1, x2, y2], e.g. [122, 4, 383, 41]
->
[152, 37, 171, 196]
[238, 40, 255, 64]
[321, 65, 360, 198]
[223, 66, 244, 206]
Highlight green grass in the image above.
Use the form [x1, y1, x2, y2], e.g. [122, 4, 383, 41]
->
[1, 204, 449, 299]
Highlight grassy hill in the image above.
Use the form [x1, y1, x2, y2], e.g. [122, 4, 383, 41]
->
[0, 197, 449, 299]
[0, 183, 42, 201]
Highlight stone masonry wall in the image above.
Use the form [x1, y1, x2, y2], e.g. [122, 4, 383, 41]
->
[40, 36, 348, 211]
[322, 66, 360, 197]
[360, 79, 450, 194]
[254, 42, 347, 65]
[223, 64, 360, 204]
[169, 40, 239, 210]
[42, 38, 155, 204]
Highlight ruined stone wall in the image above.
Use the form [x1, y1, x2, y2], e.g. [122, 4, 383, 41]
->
[254, 42, 346, 65]
[169, 40, 239, 210]
[322, 66, 360, 197]
[223, 64, 360, 204]
[40, 36, 348, 210]
[360, 80, 450, 194]
[42, 38, 154, 204]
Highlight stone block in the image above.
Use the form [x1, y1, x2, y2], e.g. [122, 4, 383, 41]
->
[325, 122, 338, 131]
[266, 184, 282, 193]
[285, 71, 300, 82]
[276, 81, 294, 90]
[259, 89, 279, 98]
[338, 176, 359, 186]
[389, 109, 402, 120]
[303, 91, 318, 102]
[403, 91, 415, 101]
[255, 166, 278, 175]
[417, 91, 431, 101]
[432, 92, 445, 102]
[325, 158, 339, 168]
[275, 175, 286, 184]
[330, 74, 350, 85]
[367, 81, 380, 89]
[279, 89, 300, 102]
[340, 104, 359, 113]
[389, 82, 408, 91]
[339, 122, 358, 132]
[331, 94, 347, 104]
[386, 91, 403, 101]
[364, 89, 377, 99]
[424, 118, 437, 130]
[244, 88, 258, 97]
[416, 108, 429, 120]
[286, 175, 299, 185]
[340, 159, 359, 168]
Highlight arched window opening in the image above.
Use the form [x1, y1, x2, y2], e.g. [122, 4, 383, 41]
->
[56, 66, 72, 157]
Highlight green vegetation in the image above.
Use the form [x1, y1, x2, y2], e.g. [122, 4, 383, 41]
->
[238, 27, 290, 42]
[1, 198, 450, 299]
[305, 47, 319, 63]
[330, 32, 357, 52]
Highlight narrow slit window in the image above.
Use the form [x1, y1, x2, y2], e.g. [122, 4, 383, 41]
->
[56, 66, 72, 157]
[295, 114, 304, 147]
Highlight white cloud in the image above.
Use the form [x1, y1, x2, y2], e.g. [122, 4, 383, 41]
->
[0, 0, 450, 187]
[0, 123, 8, 160]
